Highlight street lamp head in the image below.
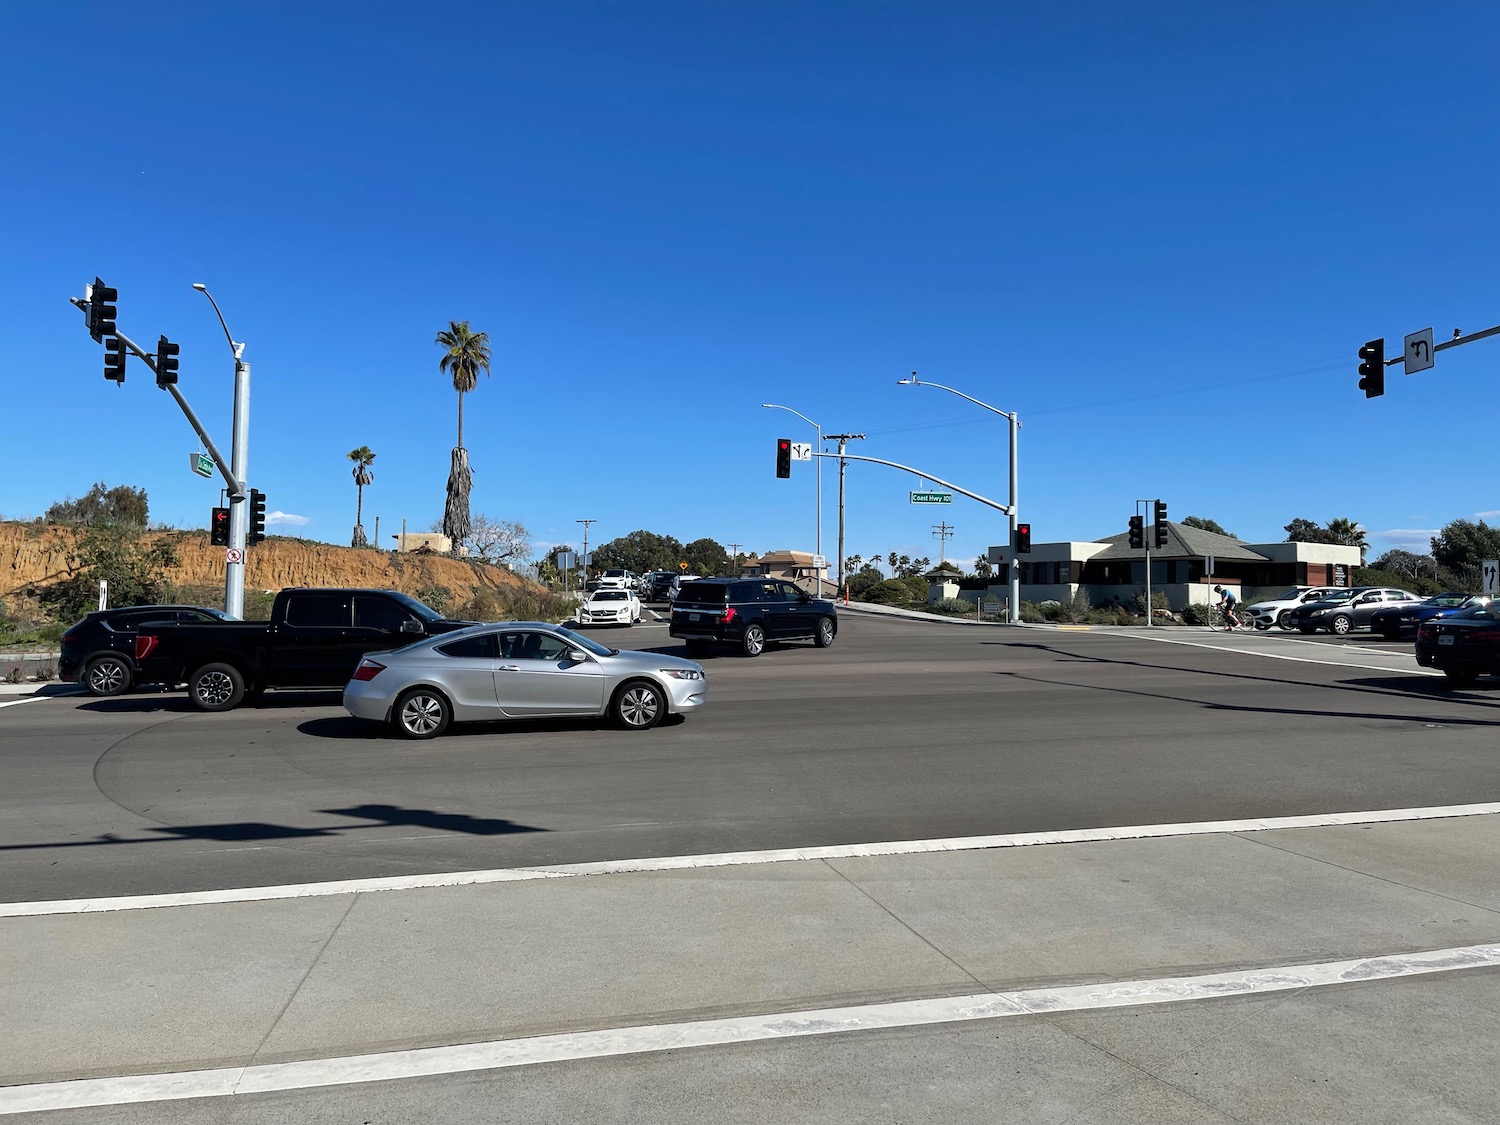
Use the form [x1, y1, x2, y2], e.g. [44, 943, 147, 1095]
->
[191, 283, 208, 291]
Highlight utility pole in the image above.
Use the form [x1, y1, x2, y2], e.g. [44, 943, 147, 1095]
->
[727, 543, 742, 576]
[825, 433, 865, 600]
[931, 521, 954, 565]
[576, 519, 597, 592]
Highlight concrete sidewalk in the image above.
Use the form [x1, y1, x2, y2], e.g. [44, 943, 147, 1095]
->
[4, 813, 1499, 1105]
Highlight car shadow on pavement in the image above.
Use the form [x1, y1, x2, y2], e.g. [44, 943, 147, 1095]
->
[298, 713, 686, 740]
[79, 690, 346, 714]
[0, 803, 546, 853]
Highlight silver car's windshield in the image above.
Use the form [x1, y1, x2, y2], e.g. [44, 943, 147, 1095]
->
[554, 626, 615, 657]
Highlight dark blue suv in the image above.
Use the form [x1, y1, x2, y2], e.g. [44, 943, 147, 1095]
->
[669, 578, 837, 657]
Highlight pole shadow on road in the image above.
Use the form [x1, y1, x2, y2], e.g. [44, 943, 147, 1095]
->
[986, 641, 1500, 726]
[0, 803, 546, 853]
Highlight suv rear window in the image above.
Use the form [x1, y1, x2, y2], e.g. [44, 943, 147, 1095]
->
[675, 582, 728, 604]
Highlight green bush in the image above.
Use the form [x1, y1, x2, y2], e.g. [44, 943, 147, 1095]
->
[1353, 567, 1446, 596]
[929, 597, 977, 616]
[1019, 601, 1046, 623]
[846, 567, 885, 601]
[1068, 587, 1092, 623]
[1181, 603, 1213, 625]
[867, 579, 916, 606]
[412, 583, 455, 614]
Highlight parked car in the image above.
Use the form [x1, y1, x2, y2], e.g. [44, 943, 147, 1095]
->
[1370, 592, 1488, 640]
[669, 577, 837, 657]
[59, 605, 235, 696]
[1243, 587, 1339, 631]
[578, 587, 641, 626]
[133, 588, 474, 711]
[343, 622, 707, 738]
[1285, 587, 1423, 635]
[1416, 602, 1500, 686]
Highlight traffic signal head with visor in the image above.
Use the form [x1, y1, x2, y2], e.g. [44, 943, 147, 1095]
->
[775, 438, 792, 478]
[1358, 338, 1385, 399]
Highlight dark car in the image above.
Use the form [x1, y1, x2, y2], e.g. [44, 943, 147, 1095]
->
[646, 572, 678, 602]
[1285, 587, 1421, 635]
[59, 605, 234, 696]
[668, 577, 837, 657]
[1369, 592, 1488, 640]
[1416, 602, 1500, 685]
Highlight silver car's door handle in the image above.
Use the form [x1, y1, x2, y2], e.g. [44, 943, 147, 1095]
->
[498, 665, 519, 671]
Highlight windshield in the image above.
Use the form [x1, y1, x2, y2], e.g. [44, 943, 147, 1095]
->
[1316, 591, 1358, 604]
[553, 626, 616, 657]
[388, 591, 445, 622]
[591, 591, 628, 602]
[1272, 590, 1305, 601]
[1425, 594, 1469, 607]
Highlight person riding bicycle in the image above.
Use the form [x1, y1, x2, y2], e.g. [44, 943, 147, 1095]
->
[1213, 584, 1241, 629]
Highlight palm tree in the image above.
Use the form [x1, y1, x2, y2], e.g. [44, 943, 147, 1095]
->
[1325, 517, 1369, 563]
[347, 446, 376, 548]
[434, 320, 493, 545]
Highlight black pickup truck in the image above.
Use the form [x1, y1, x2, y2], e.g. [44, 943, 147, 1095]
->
[135, 588, 475, 711]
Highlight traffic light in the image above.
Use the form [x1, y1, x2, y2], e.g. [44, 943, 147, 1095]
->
[247, 489, 267, 545]
[87, 278, 118, 342]
[210, 507, 230, 546]
[1153, 500, 1168, 549]
[775, 438, 792, 478]
[155, 335, 180, 387]
[1015, 523, 1031, 553]
[103, 336, 127, 383]
[1128, 515, 1144, 549]
[1358, 338, 1385, 399]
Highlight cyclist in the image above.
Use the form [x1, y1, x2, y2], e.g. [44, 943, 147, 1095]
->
[1213, 584, 1242, 629]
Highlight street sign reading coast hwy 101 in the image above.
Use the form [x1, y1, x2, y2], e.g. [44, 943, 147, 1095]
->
[910, 491, 953, 504]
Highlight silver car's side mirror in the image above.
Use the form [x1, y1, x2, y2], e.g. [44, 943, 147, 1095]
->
[568, 650, 589, 663]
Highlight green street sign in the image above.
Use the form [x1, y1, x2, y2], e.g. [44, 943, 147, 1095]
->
[190, 453, 215, 478]
[909, 491, 952, 504]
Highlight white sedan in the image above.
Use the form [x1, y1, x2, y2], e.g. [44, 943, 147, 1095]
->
[1244, 587, 1339, 631]
[578, 588, 641, 626]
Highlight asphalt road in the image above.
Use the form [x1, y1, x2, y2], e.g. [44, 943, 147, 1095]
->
[4, 614, 1499, 903]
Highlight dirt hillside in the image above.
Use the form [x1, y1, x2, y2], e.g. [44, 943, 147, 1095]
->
[0, 521, 531, 602]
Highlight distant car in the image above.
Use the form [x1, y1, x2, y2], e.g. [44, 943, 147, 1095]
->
[1243, 587, 1339, 631]
[343, 622, 707, 738]
[597, 568, 635, 590]
[59, 605, 234, 696]
[1285, 587, 1423, 635]
[669, 577, 837, 657]
[578, 587, 641, 626]
[1416, 602, 1500, 686]
[647, 573, 678, 601]
[1370, 592, 1488, 640]
[664, 575, 702, 602]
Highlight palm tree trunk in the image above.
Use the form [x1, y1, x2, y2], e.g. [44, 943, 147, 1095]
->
[356, 483, 364, 527]
[457, 390, 465, 450]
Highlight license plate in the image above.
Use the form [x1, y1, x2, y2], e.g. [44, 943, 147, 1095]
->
[690, 613, 700, 622]
[1439, 634, 1455, 645]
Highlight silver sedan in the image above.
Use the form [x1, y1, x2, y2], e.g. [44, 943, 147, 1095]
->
[342, 621, 707, 739]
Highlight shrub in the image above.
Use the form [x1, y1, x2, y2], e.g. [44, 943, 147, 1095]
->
[1068, 587, 1092, 623]
[1019, 601, 1046, 623]
[412, 583, 455, 614]
[1132, 590, 1171, 616]
[454, 584, 578, 624]
[866, 579, 915, 606]
[1181, 604, 1213, 626]
[929, 597, 976, 616]
[846, 567, 885, 601]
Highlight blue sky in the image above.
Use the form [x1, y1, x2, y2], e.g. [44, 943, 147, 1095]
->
[3, 1, 1497, 573]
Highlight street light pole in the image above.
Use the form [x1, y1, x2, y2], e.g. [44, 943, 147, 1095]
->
[761, 403, 823, 588]
[897, 373, 1021, 624]
[192, 284, 250, 620]
[576, 519, 597, 592]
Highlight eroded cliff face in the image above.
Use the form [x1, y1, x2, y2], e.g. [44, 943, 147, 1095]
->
[0, 522, 529, 601]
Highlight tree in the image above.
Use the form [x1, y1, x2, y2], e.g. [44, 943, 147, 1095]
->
[41, 523, 180, 620]
[1284, 518, 1339, 545]
[591, 530, 686, 575]
[463, 515, 531, 564]
[45, 483, 149, 528]
[683, 537, 730, 576]
[1431, 519, 1500, 583]
[347, 446, 376, 548]
[973, 555, 993, 579]
[1181, 515, 1235, 538]
[1370, 549, 1431, 579]
[845, 554, 863, 574]
[1324, 517, 1369, 563]
[434, 320, 493, 545]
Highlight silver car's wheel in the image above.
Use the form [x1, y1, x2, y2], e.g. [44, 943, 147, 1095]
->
[1330, 614, 1352, 636]
[612, 680, 664, 730]
[85, 655, 132, 697]
[189, 663, 245, 711]
[394, 688, 450, 740]
[741, 624, 766, 657]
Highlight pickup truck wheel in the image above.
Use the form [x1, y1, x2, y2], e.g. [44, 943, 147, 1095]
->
[190, 663, 245, 711]
[814, 616, 836, 647]
[84, 655, 132, 697]
[394, 688, 450, 739]
[611, 679, 665, 730]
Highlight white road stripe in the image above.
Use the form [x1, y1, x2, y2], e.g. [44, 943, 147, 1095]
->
[4, 801, 1498, 918]
[1098, 629, 1446, 675]
[2, 941, 1496, 1114]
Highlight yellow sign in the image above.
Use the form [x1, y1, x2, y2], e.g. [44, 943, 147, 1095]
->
[679, 560, 688, 570]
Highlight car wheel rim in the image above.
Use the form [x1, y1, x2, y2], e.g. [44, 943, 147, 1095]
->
[620, 686, 660, 727]
[819, 621, 833, 644]
[1333, 619, 1350, 634]
[746, 629, 763, 654]
[401, 695, 442, 735]
[90, 662, 124, 692]
[196, 672, 236, 706]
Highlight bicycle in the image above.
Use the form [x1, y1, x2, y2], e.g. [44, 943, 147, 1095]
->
[1209, 602, 1249, 631]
